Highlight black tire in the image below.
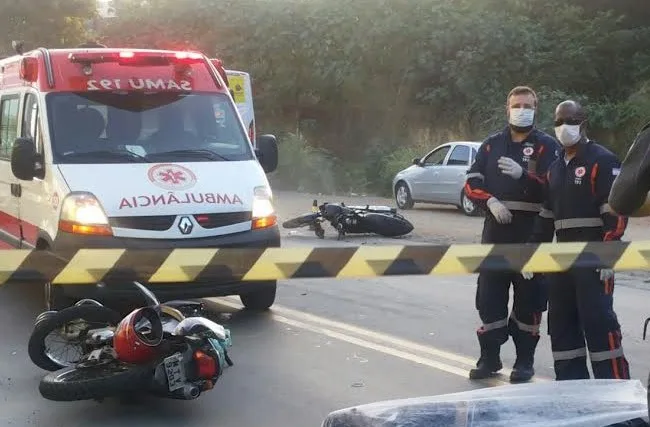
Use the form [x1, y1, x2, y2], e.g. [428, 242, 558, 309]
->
[240, 282, 277, 311]
[363, 213, 414, 237]
[39, 361, 154, 402]
[282, 213, 319, 229]
[28, 305, 123, 372]
[395, 181, 414, 210]
[459, 191, 479, 216]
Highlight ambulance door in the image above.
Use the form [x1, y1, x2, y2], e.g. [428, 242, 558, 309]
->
[0, 92, 23, 247]
[17, 91, 47, 248]
[226, 71, 255, 146]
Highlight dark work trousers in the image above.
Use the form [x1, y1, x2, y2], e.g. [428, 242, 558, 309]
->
[475, 213, 548, 354]
[548, 269, 630, 380]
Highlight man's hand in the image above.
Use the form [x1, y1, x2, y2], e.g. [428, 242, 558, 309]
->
[522, 272, 534, 280]
[599, 268, 614, 281]
[487, 197, 513, 224]
[498, 157, 524, 179]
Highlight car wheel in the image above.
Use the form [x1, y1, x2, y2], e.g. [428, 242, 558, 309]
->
[240, 282, 277, 311]
[459, 191, 479, 216]
[395, 182, 414, 209]
[45, 282, 76, 311]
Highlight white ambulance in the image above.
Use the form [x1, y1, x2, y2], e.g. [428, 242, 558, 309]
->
[0, 46, 280, 311]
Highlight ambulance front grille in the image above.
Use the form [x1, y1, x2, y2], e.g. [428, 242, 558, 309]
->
[108, 212, 253, 231]
[109, 215, 176, 231]
[193, 212, 252, 229]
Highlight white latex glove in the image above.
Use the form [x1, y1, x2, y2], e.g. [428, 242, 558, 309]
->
[497, 157, 524, 179]
[522, 272, 534, 280]
[487, 197, 513, 224]
[599, 268, 614, 281]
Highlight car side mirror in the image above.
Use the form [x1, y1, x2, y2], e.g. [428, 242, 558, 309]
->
[412, 157, 421, 166]
[11, 137, 36, 181]
[255, 134, 278, 173]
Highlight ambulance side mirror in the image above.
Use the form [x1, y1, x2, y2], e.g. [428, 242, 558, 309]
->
[11, 137, 36, 181]
[255, 134, 278, 174]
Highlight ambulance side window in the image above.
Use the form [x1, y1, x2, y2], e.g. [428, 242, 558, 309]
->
[21, 93, 45, 178]
[0, 95, 20, 160]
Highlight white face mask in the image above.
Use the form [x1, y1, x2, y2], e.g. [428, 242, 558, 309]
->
[555, 124, 582, 147]
[509, 108, 535, 128]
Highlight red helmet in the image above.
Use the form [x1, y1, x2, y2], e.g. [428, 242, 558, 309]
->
[113, 307, 163, 364]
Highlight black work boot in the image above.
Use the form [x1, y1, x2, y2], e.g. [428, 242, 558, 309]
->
[510, 334, 539, 383]
[469, 341, 502, 380]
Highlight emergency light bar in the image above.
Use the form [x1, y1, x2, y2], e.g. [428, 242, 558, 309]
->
[68, 51, 205, 66]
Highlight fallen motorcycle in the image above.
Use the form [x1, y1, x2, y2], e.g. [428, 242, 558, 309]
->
[282, 199, 414, 240]
[27, 281, 233, 402]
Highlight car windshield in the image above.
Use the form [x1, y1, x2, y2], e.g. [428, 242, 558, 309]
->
[45, 91, 254, 164]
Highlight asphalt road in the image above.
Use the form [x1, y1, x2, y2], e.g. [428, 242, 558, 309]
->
[1, 190, 649, 426]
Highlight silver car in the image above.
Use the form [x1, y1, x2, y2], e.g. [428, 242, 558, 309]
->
[392, 141, 483, 216]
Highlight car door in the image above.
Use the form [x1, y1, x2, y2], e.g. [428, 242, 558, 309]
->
[0, 93, 23, 248]
[17, 91, 47, 248]
[436, 144, 471, 204]
[409, 144, 451, 202]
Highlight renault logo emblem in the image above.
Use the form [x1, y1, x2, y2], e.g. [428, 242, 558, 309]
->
[178, 216, 193, 235]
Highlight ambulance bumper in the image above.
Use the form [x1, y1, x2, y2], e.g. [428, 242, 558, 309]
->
[51, 225, 280, 301]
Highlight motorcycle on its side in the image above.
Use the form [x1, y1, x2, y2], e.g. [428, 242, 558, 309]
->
[27, 281, 233, 402]
[282, 199, 414, 240]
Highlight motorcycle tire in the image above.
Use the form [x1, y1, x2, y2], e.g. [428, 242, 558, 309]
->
[362, 212, 414, 237]
[39, 360, 154, 402]
[28, 305, 123, 372]
[282, 213, 319, 229]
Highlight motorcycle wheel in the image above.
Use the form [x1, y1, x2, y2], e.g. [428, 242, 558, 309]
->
[39, 360, 154, 402]
[363, 213, 414, 237]
[282, 213, 319, 229]
[28, 305, 123, 372]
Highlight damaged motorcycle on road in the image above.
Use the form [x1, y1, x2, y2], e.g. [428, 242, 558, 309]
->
[27, 281, 233, 402]
[282, 199, 414, 240]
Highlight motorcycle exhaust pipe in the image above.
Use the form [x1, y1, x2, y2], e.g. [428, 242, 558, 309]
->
[181, 385, 201, 400]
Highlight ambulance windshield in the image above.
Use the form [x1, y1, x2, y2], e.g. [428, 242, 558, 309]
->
[45, 92, 255, 164]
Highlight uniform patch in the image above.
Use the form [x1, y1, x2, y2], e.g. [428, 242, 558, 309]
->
[612, 168, 620, 176]
[522, 147, 534, 156]
[575, 166, 586, 178]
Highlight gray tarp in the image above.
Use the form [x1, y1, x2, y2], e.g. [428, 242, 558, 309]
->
[322, 380, 649, 427]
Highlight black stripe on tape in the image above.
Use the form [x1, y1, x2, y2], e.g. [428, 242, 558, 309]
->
[100, 249, 174, 283]
[383, 245, 449, 276]
[194, 248, 267, 283]
[573, 241, 629, 270]
[10, 250, 71, 284]
[478, 243, 541, 273]
[291, 247, 357, 278]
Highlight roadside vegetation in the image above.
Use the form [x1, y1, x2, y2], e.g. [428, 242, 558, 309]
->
[2, 0, 649, 197]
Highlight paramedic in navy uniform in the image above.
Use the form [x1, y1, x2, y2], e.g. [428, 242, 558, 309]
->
[464, 86, 560, 383]
[526, 100, 630, 380]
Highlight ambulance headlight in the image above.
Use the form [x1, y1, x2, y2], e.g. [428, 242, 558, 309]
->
[58, 192, 113, 236]
[252, 186, 276, 229]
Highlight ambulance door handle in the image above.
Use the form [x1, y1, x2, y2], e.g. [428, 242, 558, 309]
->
[11, 183, 21, 197]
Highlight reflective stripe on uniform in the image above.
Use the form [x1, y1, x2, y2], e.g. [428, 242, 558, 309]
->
[589, 347, 625, 362]
[509, 313, 540, 334]
[539, 208, 554, 219]
[599, 203, 611, 214]
[467, 173, 484, 180]
[501, 201, 542, 212]
[553, 347, 587, 361]
[554, 217, 604, 230]
[480, 318, 508, 332]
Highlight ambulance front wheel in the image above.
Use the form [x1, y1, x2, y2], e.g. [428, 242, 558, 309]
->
[240, 282, 277, 311]
[45, 283, 76, 311]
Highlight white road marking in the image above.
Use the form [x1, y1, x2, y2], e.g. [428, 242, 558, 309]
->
[211, 297, 551, 384]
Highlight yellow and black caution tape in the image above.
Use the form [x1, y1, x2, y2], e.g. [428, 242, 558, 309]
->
[1, 241, 650, 285]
